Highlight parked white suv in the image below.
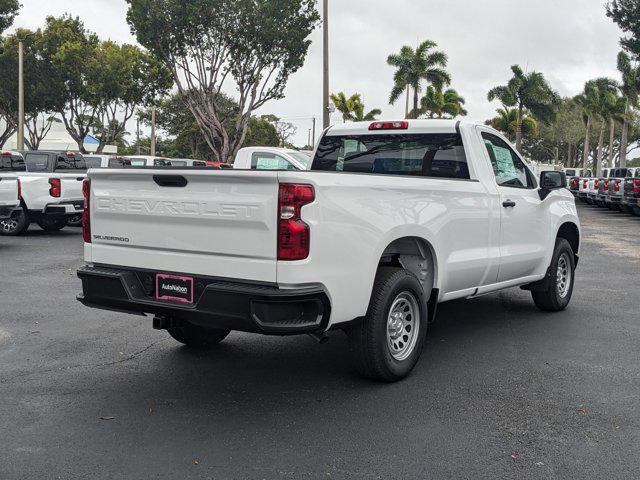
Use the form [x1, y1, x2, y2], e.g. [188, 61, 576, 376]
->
[77, 120, 580, 381]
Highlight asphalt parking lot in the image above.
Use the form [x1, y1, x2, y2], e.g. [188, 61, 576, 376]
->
[0, 204, 639, 479]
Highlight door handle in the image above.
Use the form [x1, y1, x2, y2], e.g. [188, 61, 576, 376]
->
[502, 200, 516, 208]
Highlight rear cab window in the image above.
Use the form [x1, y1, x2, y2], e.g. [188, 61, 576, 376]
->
[55, 154, 86, 171]
[0, 153, 26, 172]
[311, 133, 470, 179]
[24, 153, 51, 172]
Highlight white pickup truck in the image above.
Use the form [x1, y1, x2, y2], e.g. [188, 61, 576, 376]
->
[0, 151, 86, 235]
[233, 147, 311, 170]
[77, 120, 580, 381]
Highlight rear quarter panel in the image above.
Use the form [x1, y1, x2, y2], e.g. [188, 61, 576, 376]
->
[276, 170, 500, 325]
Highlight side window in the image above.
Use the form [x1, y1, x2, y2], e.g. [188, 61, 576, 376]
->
[0, 155, 26, 171]
[251, 152, 294, 170]
[24, 153, 50, 172]
[481, 133, 533, 189]
[154, 159, 169, 166]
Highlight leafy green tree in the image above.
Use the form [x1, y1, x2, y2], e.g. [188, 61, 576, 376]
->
[607, 1, 640, 56]
[330, 92, 381, 122]
[387, 40, 450, 118]
[39, 15, 101, 152]
[604, 89, 626, 169]
[486, 106, 538, 142]
[126, 0, 319, 163]
[0, 28, 65, 149]
[244, 116, 280, 147]
[617, 51, 640, 167]
[487, 65, 560, 153]
[418, 86, 467, 119]
[0, 0, 20, 34]
[90, 41, 172, 153]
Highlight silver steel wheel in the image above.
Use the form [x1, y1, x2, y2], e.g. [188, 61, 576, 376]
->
[556, 253, 571, 299]
[386, 291, 420, 361]
[0, 218, 18, 233]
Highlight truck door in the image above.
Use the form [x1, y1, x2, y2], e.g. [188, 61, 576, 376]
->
[479, 130, 548, 283]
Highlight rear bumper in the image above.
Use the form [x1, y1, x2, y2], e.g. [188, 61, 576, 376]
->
[77, 265, 331, 335]
[608, 195, 622, 204]
[41, 199, 84, 216]
[622, 197, 640, 207]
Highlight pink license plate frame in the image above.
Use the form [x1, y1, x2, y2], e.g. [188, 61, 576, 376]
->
[155, 273, 194, 304]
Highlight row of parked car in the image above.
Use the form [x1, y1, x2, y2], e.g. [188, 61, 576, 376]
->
[565, 167, 640, 215]
[0, 147, 311, 236]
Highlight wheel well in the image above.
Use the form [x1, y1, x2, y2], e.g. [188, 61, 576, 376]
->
[557, 222, 580, 258]
[379, 237, 436, 292]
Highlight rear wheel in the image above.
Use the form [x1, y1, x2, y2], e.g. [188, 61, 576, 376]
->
[66, 214, 83, 227]
[348, 267, 428, 382]
[531, 238, 575, 312]
[167, 323, 230, 348]
[0, 207, 30, 236]
[37, 217, 67, 231]
[632, 206, 640, 217]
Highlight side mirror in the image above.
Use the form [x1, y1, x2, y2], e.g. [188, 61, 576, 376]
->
[539, 171, 566, 200]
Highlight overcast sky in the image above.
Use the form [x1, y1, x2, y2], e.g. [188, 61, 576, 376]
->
[10, 0, 625, 147]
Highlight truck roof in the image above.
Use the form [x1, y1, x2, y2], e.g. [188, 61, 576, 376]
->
[325, 119, 480, 136]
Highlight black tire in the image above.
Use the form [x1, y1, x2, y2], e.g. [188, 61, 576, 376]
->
[66, 214, 83, 227]
[531, 238, 575, 312]
[167, 322, 230, 348]
[621, 204, 632, 215]
[348, 267, 428, 382]
[632, 206, 640, 217]
[0, 207, 30, 236]
[36, 217, 67, 231]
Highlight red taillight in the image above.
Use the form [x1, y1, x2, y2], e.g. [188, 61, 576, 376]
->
[634, 179, 640, 194]
[369, 121, 409, 131]
[594, 179, 599, 189]
[17, 178, 21, 200]
[82, 179, 91, 243]
[572, 177, 579, 189]
[583, 179, 588, 189]
[49, 178, 61, 197]
[277, 184, 314, 260]
[614, 179, 621, 192]
[604, 179, 609, 191]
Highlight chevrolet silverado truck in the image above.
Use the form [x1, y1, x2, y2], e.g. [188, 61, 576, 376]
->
[622, 168, 640, 215]
[77, 120, 581, 382]
[0, 151, 86, 235]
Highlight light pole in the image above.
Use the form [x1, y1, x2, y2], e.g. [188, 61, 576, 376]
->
[17, 41, 24, 150]
[150, 107, 156, 156]
[322, 0, 329, 129]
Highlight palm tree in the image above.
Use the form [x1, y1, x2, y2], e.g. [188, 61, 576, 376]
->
[617, 51, 640, 167]
[575, 78, 618, 174]
[605, 92, 626, 169]
[387, 40, 451, 119]
[330, 92, 381, 122]
[418, 86, 467, 119]
[330, 92, 360, 122]
[486, 106, 538, 142]
[487, 65, 560, 153]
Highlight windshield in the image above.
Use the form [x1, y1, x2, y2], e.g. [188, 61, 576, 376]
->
[311, 133, 469, 179]
[288, 152, 312, 169]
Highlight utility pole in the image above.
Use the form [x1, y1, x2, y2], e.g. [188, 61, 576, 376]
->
[307, 128, 311, 147]
[136, 117, 141, 155]
[311, 117, 316, 146]
[17, 41, 24, 150]
[322, 0, 329, 129]
[150, 107, 156, 156]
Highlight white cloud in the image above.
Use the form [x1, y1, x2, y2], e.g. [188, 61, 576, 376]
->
[9, 0, 625, 147]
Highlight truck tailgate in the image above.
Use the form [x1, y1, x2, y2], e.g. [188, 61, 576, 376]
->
[60, 174, 85, 200]
[88, 169, 279, 283]
[0, 174, 18, 206]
